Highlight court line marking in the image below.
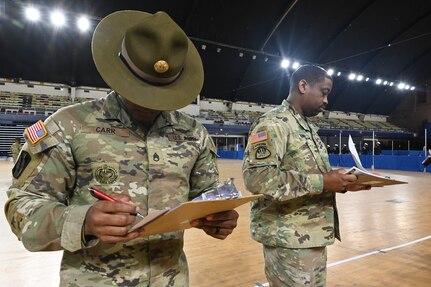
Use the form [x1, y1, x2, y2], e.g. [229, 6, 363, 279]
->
[255, 235, 431, 287]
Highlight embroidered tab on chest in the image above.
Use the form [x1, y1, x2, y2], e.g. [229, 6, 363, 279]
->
[167, 133, 198, 142]
[92, 126, 129, 137]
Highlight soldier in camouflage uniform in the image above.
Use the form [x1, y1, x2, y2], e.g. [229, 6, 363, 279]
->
[5, 11, 238, 287]
[10, 137, 22, 163]
[242, 65, 370, 287]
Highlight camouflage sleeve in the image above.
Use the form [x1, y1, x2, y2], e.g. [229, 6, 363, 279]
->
[188, 127, 220, 199]
[242, 119, 323, 201]
[4, 117, 90, 252]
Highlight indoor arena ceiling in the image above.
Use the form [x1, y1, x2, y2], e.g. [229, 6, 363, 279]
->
[1, 0, 431, 115]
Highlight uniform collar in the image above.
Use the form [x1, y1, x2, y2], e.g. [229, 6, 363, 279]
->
[282, 100, 319, 133]
[101, 91, 187, 132]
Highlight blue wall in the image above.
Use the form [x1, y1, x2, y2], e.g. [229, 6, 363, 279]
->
[217, 151, 431, 172]
[218, 150, 244, 159]
[327, 154, 431, 172]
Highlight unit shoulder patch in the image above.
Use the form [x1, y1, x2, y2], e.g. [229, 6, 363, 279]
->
[253, 143, 272, 160]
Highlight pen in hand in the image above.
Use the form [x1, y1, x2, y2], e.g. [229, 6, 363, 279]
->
[88, 187, 144, 219]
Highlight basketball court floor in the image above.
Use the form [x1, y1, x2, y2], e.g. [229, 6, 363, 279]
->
[1, 159, 430, 286]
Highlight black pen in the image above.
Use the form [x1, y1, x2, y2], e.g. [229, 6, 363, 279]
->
[88, 187, 144, 219]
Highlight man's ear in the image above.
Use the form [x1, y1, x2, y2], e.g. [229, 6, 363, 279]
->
[298, 79, 308, 94]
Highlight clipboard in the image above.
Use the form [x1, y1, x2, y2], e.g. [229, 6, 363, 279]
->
[344, 167, 407, 187]
[345, 135, 407, 187]
[129, 194, 263, 235]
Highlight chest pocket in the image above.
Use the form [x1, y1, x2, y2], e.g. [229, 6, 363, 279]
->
[148, 139, 199, 175]
[285, 132, 325, 174]
[303, 133, 330, 173]
[147, 134, 200, 210]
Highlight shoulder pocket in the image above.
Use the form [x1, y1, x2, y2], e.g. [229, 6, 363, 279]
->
[14, 119, 61, 182]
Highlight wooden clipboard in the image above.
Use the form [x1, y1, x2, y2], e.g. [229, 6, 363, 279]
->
[129, 194, 263, 236]
[345, 167, 407, 187]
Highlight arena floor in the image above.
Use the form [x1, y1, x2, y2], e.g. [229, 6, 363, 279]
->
[1, 159, 430, 287]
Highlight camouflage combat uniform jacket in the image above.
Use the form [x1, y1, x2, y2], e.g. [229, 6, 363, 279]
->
[5, 92, 219, 287]
[242, 100, 338, 249]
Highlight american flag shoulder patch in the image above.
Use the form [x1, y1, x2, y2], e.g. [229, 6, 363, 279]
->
[25, 120, 48, 144]
[250, 131, 268, 144]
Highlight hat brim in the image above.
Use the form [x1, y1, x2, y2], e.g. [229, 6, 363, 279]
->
[92, 10, 203, 111]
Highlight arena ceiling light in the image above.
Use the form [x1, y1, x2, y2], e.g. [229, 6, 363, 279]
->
[50, 10, 66, 27]
[76, 16, 90, 32]
[280, 59, 290, 68]
[25, 6, 40, 22]
[17, 4, 420, 91]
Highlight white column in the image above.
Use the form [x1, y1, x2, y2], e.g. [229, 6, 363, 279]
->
[70, 87, 76, 103]
[425, 129, 428, 173]
[372, 131, 375, 170]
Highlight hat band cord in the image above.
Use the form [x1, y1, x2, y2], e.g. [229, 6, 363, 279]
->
[119, 39, 182, 86]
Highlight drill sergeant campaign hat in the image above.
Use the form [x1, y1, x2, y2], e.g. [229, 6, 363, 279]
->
[92, 10, 204, 111]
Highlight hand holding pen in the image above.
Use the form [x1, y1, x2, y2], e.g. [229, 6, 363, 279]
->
[84, 187, 145, 243]
[88, 187, 144, 219]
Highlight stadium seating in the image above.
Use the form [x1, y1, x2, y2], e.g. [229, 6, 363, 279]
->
[0, 88, 410, 157]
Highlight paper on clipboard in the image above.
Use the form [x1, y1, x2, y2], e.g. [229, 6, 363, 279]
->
[128, 194, 263, 235]
[348, 135, 365, 170]
[345, 135, 407, 187]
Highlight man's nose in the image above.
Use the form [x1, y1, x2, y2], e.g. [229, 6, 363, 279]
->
[323, 96, 328, 105]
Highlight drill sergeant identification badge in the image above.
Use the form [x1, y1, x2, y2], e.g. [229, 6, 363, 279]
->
[93, 163, 119, 184]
